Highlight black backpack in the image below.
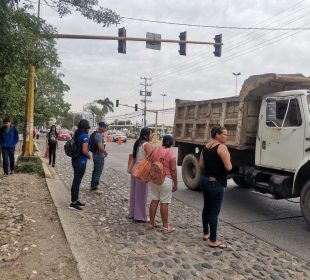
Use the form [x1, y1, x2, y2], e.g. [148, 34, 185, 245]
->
[64, 138, 79, 158]
[89, 131, 99, 153]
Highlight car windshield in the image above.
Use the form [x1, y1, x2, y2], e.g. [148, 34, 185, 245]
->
[60, 129, 69, 134]
[307, 95, 310, 113]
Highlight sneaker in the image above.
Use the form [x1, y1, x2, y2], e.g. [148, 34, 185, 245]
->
[69, 203, 83, 211]
[76, 201, 85, 207]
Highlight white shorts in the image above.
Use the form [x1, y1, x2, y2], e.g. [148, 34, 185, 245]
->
[149, 177, 173, 204]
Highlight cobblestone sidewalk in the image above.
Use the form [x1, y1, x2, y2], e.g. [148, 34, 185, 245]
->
[50, 148, 310, 280]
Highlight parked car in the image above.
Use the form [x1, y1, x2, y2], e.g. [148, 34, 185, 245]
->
[57, 129, 71, 141]
[112, 132, 127, 143]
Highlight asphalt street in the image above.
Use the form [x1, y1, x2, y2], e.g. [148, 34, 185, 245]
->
[104, 139, 310, 262]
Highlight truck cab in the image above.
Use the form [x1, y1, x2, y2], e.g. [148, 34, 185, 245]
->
[257, 91, 309, 172]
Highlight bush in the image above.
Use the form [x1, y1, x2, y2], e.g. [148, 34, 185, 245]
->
[15, 156, 44, 176]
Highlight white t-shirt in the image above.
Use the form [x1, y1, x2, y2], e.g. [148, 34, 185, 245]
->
[136, 142, 148, 162]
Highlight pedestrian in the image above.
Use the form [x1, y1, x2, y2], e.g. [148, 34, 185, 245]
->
[148, 135, 178, 233]
[46, 125, 58, 167]
[90, 121, 108, 195]
[199, 126, 232, 248]
[0, 116, 19, 176]
[129, 127, 153, 222]
[69, 119, 91, 211]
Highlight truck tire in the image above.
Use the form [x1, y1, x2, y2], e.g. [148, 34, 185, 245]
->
[233, 176, 251, 188]
[182, 154, 201, 191]
[301, 181, 310, 227]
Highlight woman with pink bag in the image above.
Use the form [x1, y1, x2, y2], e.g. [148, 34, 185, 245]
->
[148, 135, 178, 234]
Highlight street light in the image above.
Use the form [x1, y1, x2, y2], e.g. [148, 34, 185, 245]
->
[232, 72, 241, 96]
[161, 94, 167, 137]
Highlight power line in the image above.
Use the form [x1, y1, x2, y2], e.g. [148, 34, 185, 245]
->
[147, 1, 310, 81]
[121, 16, 310, 31]
[150, 11, 310, 85]
[150, 5, 310, 83]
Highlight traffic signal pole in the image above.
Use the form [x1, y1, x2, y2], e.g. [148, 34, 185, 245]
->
[22, 64, 35, 157]
[43, 34, 223, 47]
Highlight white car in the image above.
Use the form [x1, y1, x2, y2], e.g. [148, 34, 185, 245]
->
[112, 132, 127, 143]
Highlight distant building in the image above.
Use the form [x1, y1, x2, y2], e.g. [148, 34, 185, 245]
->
[82, 103, 95, 127]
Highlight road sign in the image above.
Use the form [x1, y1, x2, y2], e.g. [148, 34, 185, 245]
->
[146, 32, 161, 50]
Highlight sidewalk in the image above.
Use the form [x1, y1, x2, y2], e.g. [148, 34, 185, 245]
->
[37, 139, 310, 280]
[0, 172, 80, 280]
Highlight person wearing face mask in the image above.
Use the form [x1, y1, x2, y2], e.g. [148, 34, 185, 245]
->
[199, 126, 232, 248]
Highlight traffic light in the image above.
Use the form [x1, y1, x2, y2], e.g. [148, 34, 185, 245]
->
[213, 34, 222, 57]
[118, 27, 126, 54]
[135, 104, 138, 111]
[179, 31, 187, 56]
[116, 99, 119, 107]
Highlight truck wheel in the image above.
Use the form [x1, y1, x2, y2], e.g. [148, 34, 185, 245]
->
[182, 154, 201, 191]
[233, 176, 251, 188]
[301, 181, 310, 227]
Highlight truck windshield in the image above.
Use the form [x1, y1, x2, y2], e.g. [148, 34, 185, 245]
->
[307, 95, 310, 113]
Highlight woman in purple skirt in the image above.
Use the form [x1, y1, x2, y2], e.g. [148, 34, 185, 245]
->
[128, 127, 153, 221]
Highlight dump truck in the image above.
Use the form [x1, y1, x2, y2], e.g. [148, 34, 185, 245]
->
[173, 73, 310, 226]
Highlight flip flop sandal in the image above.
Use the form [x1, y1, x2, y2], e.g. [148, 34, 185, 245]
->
[203, 234, 210, 241]
[146, 224, 155, 230]
[162, 226, 176, 234]
[209, 242, 227, 249]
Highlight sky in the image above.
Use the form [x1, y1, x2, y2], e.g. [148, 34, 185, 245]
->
[36, 0, 310, 126]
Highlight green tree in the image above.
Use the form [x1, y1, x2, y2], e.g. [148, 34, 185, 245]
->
[58, 112, 82, 129]
[6, 0, 120, 27]
[96, 98, 114, 119]
[87, 104, 101, 125]
[0, 6, 69, 126]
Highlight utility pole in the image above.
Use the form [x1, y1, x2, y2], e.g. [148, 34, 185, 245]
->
[140, 77, 152, 127]
[22, 65, 35, 157]
[161, 94, 167, 136]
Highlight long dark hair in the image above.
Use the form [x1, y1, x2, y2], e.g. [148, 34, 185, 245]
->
[73, 119, 90, 141]
[211, 126, 226, 139]
[133, 127, 152, 159]
[49, 125, 57, 136]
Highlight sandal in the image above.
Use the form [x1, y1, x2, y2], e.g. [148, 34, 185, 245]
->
[203, 234, 210, 241]
[208, 242, 227, 249]
[146, 223, 156, 230]
[162, 225, 176, 234]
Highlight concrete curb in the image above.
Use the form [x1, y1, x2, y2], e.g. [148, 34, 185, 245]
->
[35, 144, 125, 280]
[34, 142, 52, 179]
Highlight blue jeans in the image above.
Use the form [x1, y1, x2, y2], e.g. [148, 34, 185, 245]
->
[200, 176, 225, 242]
[71, 160, 86, 202]
[2, 147, 15, 175]
[90, 156, 105, 189]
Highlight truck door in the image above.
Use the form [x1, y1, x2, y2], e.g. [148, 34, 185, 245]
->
[260, 97, 305, 171]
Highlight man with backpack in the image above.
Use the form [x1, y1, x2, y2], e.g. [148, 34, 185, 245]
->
[0, 116, 19, 176]
[90, 121, 108, 195]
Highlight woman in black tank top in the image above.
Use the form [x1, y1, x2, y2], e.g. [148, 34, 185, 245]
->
[199, 126, 232, 248]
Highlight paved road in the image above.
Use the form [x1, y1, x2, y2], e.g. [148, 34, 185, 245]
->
[104, 139, 310, 262]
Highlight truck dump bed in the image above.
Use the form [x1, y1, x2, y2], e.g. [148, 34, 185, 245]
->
[174, 73, 310, 150]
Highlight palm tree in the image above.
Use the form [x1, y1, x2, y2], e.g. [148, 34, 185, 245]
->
[87, 104, 101, 127]
[96, 98, 114, 120]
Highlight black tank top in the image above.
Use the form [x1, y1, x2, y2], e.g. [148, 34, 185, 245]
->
[202, 144, 227, 186]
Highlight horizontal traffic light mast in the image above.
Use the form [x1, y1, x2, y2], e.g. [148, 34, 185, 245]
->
[43, 32, 223, 57]
[45, 33, 222, 46]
